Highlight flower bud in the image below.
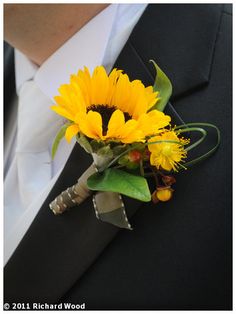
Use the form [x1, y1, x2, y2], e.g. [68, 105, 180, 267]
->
[118, 152, 140, 170]
[128, 150, 142, 163]
[118, 154, 129, 166]
[152, 186, 174, 203]
[162, 175, 176, 186]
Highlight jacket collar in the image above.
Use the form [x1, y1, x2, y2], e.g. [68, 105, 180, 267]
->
[114, 4, 223, 100]
[4, 4, 223, 303]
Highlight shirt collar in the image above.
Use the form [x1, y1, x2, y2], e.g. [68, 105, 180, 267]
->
[15, 4, 118, 97]
[14, 49, 38, 94]
[35, 4, 118, 100]
[14, 4, 147, 99]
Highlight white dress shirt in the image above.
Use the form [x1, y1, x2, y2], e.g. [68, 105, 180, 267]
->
[4, 3, 147, 265]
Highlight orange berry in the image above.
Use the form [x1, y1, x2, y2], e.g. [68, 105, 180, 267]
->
[156, 187, 173, 202]
[128, 150, 142, 163]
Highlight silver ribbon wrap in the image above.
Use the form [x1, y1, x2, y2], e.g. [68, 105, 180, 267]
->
[49, 154, 132, 229]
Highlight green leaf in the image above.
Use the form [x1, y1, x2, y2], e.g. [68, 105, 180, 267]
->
[51, 123, 71, 160]
[90, 140, 106, 153]
[150, 59, 173, 112]
[96, 145, 113, 159]
[112, 144, 127, 156]
[87, 168, 151, 202]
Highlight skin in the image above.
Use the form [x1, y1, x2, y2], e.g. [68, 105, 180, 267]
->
[4, 4, 109, 65]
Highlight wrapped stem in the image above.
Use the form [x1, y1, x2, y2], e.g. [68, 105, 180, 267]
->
[49, 163, 97, 215]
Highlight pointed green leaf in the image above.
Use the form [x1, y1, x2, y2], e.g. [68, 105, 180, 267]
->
[51, 123, 71, 160]
[87, 168, 151, 202]
[90, 140, 106, 153]
[96, 145, 113, 159]
[150, 59, 173, 112]
[112, 144, 127, 156]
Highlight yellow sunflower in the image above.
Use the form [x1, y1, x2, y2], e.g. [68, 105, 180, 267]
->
[51, 66, 171, 144]
[148, 131, 189, 172]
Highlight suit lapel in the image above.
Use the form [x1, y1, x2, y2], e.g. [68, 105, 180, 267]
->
[4, 4, 223, 303]
[114, 4, 223, 99]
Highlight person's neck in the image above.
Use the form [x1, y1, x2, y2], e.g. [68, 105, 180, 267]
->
[4, 4, 110, 65]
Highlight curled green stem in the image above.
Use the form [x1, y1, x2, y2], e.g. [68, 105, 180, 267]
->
[175, 123, 221, 167]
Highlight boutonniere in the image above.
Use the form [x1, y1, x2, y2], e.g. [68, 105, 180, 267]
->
[49, 60, 220, 229]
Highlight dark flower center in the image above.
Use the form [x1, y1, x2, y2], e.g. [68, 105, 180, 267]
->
[87, 105, 131, 135]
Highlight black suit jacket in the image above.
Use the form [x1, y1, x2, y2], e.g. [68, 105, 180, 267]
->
[4, 4, 232, 310]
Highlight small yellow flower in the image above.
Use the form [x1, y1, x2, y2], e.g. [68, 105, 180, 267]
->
[51, 66, 171, 143]
[148, 131, 189, 172]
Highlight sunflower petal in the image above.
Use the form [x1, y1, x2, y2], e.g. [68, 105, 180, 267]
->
[118, 120, 144, 143]
[106, 109, 125, 138]
[50, 105, 74, 121]
[137, 110, 171, 137]
[91, 66, 110, 105]
[80, 111, 103, 140]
